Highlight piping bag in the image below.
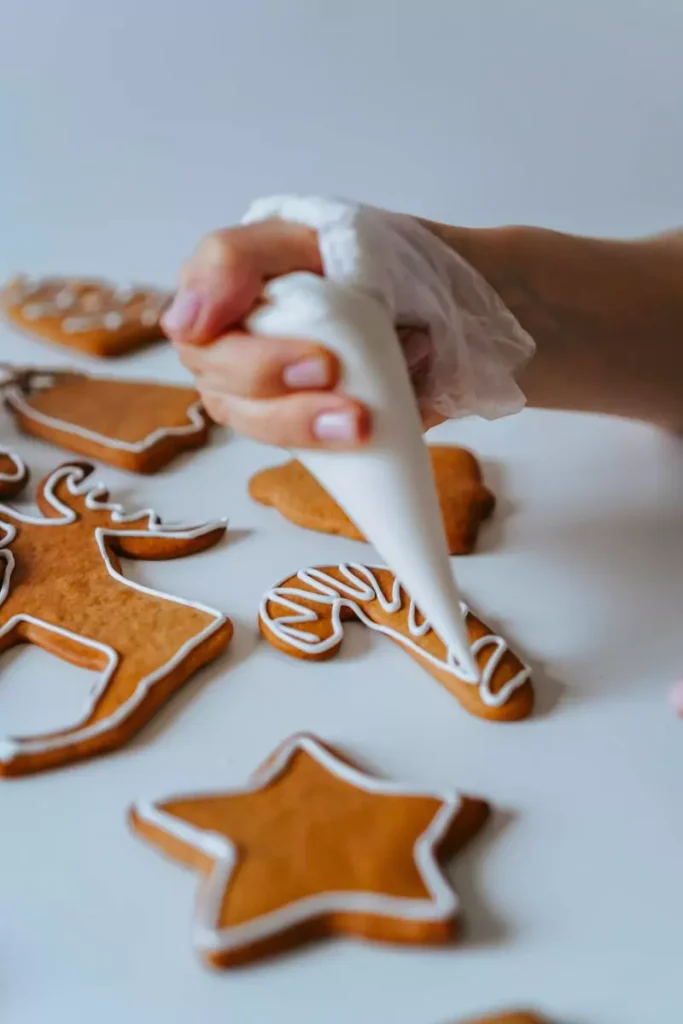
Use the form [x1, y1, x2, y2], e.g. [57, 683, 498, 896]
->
[248, 272, 479, 681]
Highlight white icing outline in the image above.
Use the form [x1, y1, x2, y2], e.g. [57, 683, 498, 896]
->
[5, 381, 207, 455]
[132, 733, 463, 956]
[0, 464, 228, 767]
[259, 564, 530, 708]
[2, 275, 169, 334]
[0, 451, 27, 486]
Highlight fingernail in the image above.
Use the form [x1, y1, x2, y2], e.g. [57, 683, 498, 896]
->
[312, 410, 358, 443]
[283, 357, 330, 390]
[161, 289, 201, 334]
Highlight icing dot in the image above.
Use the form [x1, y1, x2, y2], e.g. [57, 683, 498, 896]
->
[103, 311, 124, 330]
[62, 316, 93, 333]
[22, 303, 46, 320]
[54, 289, 75, 310]
[140, 307, 159, 326]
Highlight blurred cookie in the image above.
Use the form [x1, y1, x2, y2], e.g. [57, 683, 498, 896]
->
[5, 369, 212, 473]
[249, 446, 495, 554]
[1, 274, 169, 356]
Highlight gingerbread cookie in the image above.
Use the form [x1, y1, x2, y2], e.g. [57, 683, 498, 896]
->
[0, 462, 232, 777]
[259, 563, 532, 722]
[249, 446, 495, 555]
[0, 450, 28, 499]
[130, 733, 490, 968]
[4, 368, 212, 473]
[461, 1015, 548, 1024]
[1, 274, 169, 356]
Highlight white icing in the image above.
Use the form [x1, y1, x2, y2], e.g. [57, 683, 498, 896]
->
[4, 276, 169, 333]
[0, 451, 27, 485]
[21, 303, 51, 321]
[0, 464, 228, 767]
[5, 382, 206, 454]
[62, 316, 98, 333]
[103, 311, 124, 330]
[132, 733, 462, 955]
[0, 738, 19, 759]
[54, 289, 76, 310]
[259, 563, 530, 708]
[248, 274, 477, 676]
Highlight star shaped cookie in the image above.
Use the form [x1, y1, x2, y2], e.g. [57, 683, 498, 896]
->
[130, 733, 490, 967]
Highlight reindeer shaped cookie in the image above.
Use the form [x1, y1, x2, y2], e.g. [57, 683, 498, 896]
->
[0, 450, 28, 499]
[0, 462, 232, 777]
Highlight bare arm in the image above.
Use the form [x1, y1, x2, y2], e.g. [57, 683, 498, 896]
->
[420, 221, 683, 430]
[163, 211, 683, 450]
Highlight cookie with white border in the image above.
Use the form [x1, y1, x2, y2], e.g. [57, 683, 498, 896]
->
[0, 461, 232, 776]
[129, 733, 490, 968]
[4, 369, 212, 473]
[259, 563, 533, 722]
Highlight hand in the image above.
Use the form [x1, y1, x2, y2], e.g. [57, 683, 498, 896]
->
[162, 219, 372, 449]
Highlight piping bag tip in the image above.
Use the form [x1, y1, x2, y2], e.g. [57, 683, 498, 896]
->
[434, 606, 481, 684]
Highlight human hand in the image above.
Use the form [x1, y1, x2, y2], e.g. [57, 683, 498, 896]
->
[162, 219, 380, 449]
[162, 217, 442, 449]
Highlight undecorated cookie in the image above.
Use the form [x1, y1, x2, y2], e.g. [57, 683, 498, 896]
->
[0, 461, 232, 776]
[129, 733, 490, 968]
[1, 274, 169, 356]
[4, 369, 212, 473]
[249, 446, 495, 555]
[259, 563, 533, 722]
[0, 450, 28, 498]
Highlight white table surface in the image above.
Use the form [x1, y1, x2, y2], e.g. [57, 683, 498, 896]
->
[2, 2, 683, 1021]
[1, 328, 681, 1024]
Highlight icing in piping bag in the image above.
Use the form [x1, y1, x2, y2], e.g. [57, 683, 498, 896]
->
[248, 273, 479, 681]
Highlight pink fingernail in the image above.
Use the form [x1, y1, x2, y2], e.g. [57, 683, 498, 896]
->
[161, 289, 201, 334]
[283, 357, 330, 389]
[670, 679, 683, 716]
[312, 410, 358, 443]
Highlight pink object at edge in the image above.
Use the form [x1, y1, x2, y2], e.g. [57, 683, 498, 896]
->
[670, 680, 683, 716]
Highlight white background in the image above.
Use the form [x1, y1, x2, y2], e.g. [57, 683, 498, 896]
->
[1, 2, 682, 1022]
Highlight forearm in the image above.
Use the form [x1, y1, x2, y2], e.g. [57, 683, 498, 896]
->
[421, 219, 683, 429]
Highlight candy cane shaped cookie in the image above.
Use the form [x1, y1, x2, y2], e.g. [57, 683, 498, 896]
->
[259, 563, 533, 722]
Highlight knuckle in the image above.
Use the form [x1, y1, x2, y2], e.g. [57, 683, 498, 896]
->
[196, 230, 241, 270]
[200, 391, 230, 426]
[175, 344, 199, 370]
